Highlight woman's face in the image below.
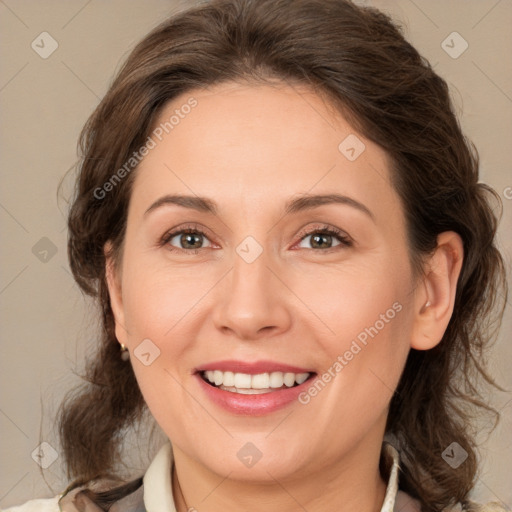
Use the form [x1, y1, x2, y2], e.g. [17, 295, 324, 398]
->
[107, 81, 423, 481]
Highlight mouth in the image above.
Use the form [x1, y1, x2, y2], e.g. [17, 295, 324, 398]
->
[198, 369, 314, 394]
[193, 360, 318, 414]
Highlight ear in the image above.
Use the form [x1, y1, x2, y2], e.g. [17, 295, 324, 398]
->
[104, 241, 128, 346]
[410, 231, 464, 350]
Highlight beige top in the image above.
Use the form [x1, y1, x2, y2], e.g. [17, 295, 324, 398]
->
[1, 442, 506, 512]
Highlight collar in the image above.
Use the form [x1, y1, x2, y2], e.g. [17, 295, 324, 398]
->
[143, 441, 421, 512]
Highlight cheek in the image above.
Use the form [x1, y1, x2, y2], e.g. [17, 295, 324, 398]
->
[121, 264, 194, 432]
[120, 255, 213, 339]
[294, 257, 412, 406]
[119, 254, 214, 408]
[291, 255, 411, 349]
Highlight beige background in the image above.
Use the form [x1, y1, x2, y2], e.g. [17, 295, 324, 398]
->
[0, 0, 511, 508]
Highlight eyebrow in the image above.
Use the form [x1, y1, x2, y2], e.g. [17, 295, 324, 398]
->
[144, 193, 374, 220]
[284, 193, 374, 220]
[144, 195, 217, 216]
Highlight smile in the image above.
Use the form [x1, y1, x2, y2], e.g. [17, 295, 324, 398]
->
[200, 370, 311, 394]
[194, 361, 318, 415]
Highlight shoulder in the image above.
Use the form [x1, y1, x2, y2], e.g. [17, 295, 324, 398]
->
[1, 495, 61, 512]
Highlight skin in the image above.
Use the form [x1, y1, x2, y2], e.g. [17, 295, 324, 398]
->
[106, 81, 463, 512]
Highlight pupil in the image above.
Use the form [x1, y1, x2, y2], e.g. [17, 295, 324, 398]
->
[312, 234, 331, 249]
[183, 233, 202, 249]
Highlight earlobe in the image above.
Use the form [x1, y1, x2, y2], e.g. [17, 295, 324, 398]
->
[104, 242, 128, 346]
[410, 231, 464, 351]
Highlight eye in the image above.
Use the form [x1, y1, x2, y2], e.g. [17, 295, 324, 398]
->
[295, 224, 352, 251]
[159, 223, 352, 255]
[160, 225, 213, 254]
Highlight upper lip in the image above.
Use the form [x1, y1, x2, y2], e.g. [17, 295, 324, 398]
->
[195, 360, 315, 375]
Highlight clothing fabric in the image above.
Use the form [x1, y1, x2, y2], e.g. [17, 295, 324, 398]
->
[1, 442, 506, 512]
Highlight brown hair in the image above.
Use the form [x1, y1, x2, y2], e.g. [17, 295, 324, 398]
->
[59, 0, 508, 510]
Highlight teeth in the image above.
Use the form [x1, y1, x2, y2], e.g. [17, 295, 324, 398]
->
[251, 373, 270, 389]
[202, 370, 311, 390]
[295, 373, 309, 385]
[223, 371, 235, 387]
[213, 370, 223, 386]
[283, 372, 296, 387]
[234, 373, 252, 389]
[269, 372, 285, 388]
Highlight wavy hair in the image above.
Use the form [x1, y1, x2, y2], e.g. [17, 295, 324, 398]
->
[58, 1, 508, 510]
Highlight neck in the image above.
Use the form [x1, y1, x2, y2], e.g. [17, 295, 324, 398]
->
[171, 430, 389, 512]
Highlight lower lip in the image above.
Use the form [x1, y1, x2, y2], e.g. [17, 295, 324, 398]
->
[195, 373, 316, 415]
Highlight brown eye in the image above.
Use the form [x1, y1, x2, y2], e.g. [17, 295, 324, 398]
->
[173, 232, 205, 250]
[296, 226, 352, 251]
[309, 233, 336, 249]
[161, 227, 213, 253]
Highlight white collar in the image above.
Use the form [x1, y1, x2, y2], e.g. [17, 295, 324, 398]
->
[142, 442, 175, 511]
[142, 441, 420, 512]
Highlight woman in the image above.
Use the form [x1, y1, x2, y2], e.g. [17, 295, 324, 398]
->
[5, 0, 508, 511]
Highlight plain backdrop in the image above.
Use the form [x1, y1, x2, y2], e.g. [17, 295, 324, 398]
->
[0, 0, 511, 508]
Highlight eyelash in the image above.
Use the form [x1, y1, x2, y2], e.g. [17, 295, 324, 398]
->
[159, 223, 353, 255]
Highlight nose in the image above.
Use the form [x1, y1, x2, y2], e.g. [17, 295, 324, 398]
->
[211, 248, 292, 341]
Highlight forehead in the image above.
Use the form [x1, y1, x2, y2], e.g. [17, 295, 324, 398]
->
[130, 81, 399, 222]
